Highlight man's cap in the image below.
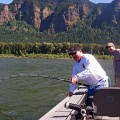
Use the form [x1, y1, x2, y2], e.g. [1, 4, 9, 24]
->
[69, 46, 81, 55]
[105, 42, 115, 48]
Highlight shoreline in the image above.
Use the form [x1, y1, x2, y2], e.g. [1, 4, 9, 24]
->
[0, 54, 113, 60]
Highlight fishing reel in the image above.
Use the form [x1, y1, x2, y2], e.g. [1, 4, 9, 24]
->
[65, 102, 94, 120]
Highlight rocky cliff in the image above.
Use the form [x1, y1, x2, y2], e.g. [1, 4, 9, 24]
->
[0, 0, 119, 33]
[0, 5, 14, 25]
[92, 0, 120, 27]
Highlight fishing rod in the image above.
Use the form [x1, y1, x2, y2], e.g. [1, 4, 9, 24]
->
[37, 74, 70, 82]
[0, 73, 89, 87]
[38, 74, 89, 86]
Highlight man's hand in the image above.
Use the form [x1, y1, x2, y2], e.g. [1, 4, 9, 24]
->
[69, 76, 77, 84]
[68, 77, 77, 97]
[67, 92, 73, 97]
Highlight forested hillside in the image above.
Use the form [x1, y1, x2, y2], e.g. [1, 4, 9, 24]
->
[0, 0, 120, 45]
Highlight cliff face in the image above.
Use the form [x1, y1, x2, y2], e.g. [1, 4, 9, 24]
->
[32, 5, 41, 28]
[50, 4, 80, 33]
[40, 7, 54, 32]
[0, 5, 14, 25]
[0, 0, 119, 32]
[112, 0, 120, 24]
[93, 0, 120, 27]
[15, 0, 41, 28]
[49, 2, 91, 33]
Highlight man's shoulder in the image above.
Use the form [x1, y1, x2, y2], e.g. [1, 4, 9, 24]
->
[82, 54, 96, 61]
[116, 49, 120, 51]
[83, 54, 94, 58]
[115, 49, 120, 53]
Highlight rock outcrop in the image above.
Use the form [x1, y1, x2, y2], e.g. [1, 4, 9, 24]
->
[0, 5, 14, 24]
[0, 0, 119, 32]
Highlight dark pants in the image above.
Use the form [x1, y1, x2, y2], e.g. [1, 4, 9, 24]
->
[85, 86, 98, 106]
[87, 85, 99, 97]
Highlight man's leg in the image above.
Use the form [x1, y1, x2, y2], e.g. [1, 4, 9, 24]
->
[85, 87, 95, 106]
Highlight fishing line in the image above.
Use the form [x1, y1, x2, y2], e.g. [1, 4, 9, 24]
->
[0, 73, 88, 86]
[0, 73, 68, 82]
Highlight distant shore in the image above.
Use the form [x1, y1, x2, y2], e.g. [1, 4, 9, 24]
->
[0, 53, 113, 60]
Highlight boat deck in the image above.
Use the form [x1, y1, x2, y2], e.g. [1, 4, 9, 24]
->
[39, 86, 87, 120]
[39, 86, 120, 120]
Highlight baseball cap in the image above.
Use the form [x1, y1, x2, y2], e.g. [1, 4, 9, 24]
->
[69, 46, 81, 55]
[105, 42, 115, 48]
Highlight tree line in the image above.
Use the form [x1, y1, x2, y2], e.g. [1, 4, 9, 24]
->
[0, 42, 112, 56]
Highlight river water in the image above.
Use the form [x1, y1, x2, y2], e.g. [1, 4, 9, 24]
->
[0, 58, 114, 120]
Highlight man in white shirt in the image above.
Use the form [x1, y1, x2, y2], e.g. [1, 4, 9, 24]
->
[68, 46, 110, 100]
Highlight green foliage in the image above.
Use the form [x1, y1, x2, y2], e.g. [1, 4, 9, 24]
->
[39, 0, 57, 10]
[0, 1, 120, 45]
[0, 42, 117, 58]
[1, 19, 120, 45]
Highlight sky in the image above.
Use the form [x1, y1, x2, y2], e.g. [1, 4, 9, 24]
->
[0, 0, 13, 4]
[89, 0, 113, 4]
[0, 0, 114, 4]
